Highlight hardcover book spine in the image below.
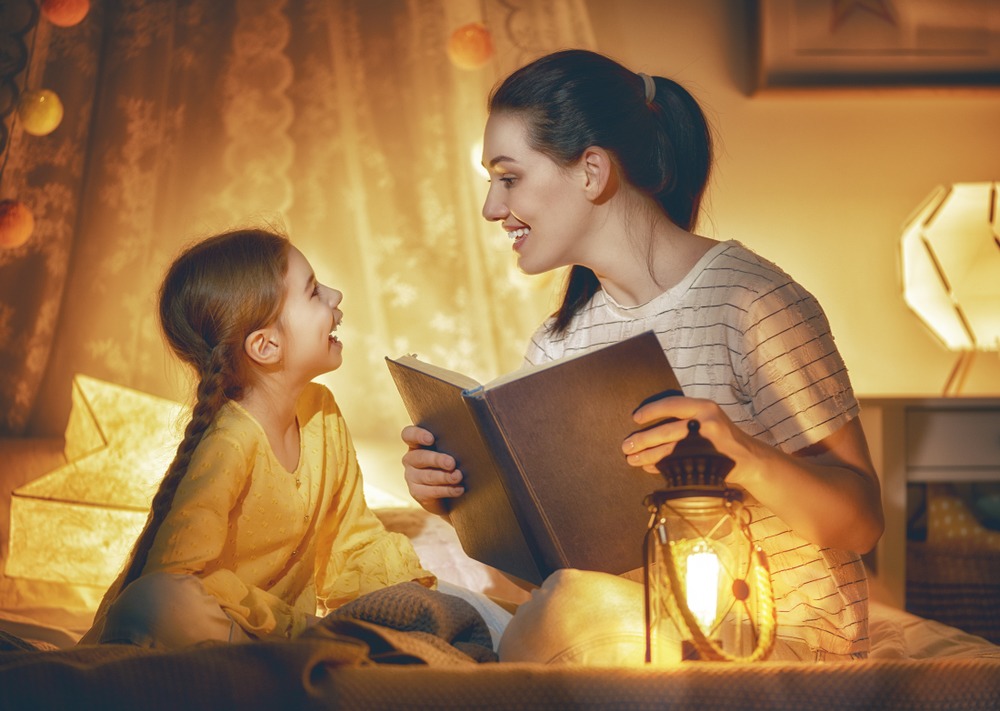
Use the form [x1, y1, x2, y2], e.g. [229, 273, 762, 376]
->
[463, 391, 567, 582]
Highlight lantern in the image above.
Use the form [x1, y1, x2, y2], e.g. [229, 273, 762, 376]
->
[643, 420, 776, 663]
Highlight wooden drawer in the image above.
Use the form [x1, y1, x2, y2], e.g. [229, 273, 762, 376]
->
[906, 407, 1000, 472]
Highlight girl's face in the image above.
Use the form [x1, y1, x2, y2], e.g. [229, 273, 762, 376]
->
[277, 246, 344, 379]
[480, 112, 593, 275]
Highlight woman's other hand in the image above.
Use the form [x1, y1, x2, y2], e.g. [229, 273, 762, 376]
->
[621, 396, 883, 553]
[401, 425, 464, 518]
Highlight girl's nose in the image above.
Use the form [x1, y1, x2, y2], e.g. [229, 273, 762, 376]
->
[325, 286, 342, 308]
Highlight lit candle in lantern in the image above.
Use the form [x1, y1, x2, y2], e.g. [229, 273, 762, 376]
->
[684, 541, 720, 632]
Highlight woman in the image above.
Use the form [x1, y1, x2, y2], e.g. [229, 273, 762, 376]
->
[402, 49, 883, 663]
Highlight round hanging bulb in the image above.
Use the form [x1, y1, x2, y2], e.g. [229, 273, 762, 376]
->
[41, 0, 91, 28]
[18, 89, 64, 136]
[0, 199, 35, 249]
[447, 22, 494, 70]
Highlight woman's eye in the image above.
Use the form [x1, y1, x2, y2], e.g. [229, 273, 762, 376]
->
[500, 176, 516, 187]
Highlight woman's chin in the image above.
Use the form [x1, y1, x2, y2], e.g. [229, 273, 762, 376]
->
[514, 252, 549, 276]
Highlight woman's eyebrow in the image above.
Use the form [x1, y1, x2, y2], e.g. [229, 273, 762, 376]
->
[485, 155, 517, 168]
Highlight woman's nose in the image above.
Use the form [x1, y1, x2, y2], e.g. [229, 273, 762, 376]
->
[481, 186, 507, 222]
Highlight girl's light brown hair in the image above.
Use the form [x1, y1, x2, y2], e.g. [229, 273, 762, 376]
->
[117, 228, 290, 591]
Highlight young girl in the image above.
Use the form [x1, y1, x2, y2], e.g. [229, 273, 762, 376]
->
[81, 228, 434, 649]
[402, 50, 884, 663]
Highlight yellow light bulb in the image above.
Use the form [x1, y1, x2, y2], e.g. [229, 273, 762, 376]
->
[685, 542, 720, 632]
[19, 89, 65, 136]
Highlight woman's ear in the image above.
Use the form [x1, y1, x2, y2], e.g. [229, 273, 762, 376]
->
[580, 146, 615, 203]
[244, 328, 281, 366]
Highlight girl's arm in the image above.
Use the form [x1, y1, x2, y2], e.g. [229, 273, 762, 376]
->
[622, 396, 884, 554]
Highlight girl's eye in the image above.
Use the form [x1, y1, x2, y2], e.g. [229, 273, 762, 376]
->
[312, 285, 320, 298]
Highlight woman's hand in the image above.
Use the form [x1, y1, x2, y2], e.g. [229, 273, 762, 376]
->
[621, 396, 758, 476]
[621, 395, 884, 554]
[401, 425, 464, 518]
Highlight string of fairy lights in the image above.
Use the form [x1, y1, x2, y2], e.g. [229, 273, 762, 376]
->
[0, 6, 493, 251]
[0, 0, 90, 250]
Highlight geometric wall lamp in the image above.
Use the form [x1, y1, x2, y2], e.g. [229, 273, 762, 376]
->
[901, 182, 1000, 395]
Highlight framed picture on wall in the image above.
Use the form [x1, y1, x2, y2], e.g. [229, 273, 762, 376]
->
[753, 0, 1000, 92]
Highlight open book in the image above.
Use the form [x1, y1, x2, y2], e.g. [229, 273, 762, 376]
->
[385, 330, 683, 586]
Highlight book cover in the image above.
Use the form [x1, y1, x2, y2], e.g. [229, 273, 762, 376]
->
[386, 330, 683, 586]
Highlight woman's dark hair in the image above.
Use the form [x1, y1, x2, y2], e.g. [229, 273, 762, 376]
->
[113, 229, 289, 596]
[489, 49, 713, 332]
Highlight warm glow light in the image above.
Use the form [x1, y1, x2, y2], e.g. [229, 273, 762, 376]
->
[447, 22, 494, 70]
[685, 542, 720, 632]
[471, 141, 488, 180]
[6, 375, 185, 589]
[41, 0, 91, 27]
[0, 199, 35, 249]
[18, 89, 65, 136]
[901, 182, 1000, 352]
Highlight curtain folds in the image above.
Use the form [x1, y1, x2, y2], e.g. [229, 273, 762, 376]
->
[0, 0, 595, 439]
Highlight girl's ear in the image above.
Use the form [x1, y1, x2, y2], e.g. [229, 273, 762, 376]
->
[244, 328, 281, 366]
[580, 146, 614, 202]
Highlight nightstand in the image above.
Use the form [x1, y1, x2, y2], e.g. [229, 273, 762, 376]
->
[858, 397, 1000, 609]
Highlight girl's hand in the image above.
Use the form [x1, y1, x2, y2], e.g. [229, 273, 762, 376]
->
[401, 425, 464, 518]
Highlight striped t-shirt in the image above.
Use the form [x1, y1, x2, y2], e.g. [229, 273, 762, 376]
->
[524, 240, 869, 659]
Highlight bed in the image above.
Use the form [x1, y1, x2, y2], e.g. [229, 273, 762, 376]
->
[2, 430, 1000, 710]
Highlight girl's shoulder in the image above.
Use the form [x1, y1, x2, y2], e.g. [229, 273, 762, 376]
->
[296, 381, 343, 426]
[300, 380, 336, 407]
[208, 400, 266, 441]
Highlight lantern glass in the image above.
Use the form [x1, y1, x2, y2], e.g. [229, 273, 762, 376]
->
[645, 490, 775, 664]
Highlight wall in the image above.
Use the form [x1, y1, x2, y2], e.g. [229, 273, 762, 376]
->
[586, 0, 1000, 397]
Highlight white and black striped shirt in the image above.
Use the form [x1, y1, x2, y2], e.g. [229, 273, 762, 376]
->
[524, 240, 869, 658]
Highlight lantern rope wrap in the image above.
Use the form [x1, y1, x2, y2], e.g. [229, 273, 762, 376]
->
[644, 512, 777, 663]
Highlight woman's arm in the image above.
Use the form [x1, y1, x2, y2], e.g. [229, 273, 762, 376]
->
[622, 396, 884, 554]
[400, 425, 464, 519]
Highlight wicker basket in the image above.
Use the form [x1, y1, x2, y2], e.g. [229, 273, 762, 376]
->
[905, 483, 1000, 644]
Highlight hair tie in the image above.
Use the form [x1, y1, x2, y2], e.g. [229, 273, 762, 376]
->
[638, 72, 656, 104]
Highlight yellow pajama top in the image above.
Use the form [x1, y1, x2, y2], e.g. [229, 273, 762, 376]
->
[89, 383, 433, 641]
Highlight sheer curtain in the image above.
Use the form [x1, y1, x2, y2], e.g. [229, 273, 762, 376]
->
[0, 0, 595, 439]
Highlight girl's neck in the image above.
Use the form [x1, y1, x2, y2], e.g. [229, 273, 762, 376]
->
[239, 378, 303, 472]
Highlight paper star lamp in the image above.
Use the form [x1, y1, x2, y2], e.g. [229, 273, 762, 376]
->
[6, 375, 186, 588]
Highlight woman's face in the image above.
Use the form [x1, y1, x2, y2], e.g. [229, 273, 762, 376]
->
[480, 112, 592, 275]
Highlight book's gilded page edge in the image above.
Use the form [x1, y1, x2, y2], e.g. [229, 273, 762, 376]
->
[386, 355, 482, 391]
